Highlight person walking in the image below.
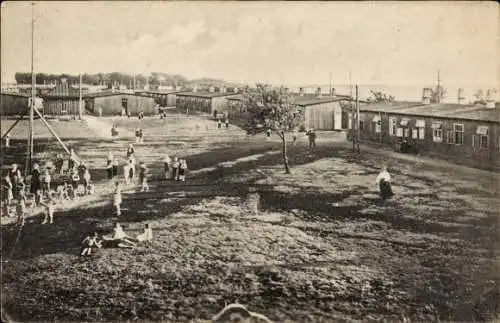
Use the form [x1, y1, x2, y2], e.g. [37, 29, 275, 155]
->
[126, 144, 135, 159]
[307, 128, 316, 148]
[138, 162, 149, 192]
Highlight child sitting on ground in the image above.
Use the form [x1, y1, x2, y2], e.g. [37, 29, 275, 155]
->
[136, 223, 153, 243]
[102, 223, 136, 248]
[80, 232, 102, 256]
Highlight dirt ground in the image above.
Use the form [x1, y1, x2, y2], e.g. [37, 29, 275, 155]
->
[1, 114, 499, 322]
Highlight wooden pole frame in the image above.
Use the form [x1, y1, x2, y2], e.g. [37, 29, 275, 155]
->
[1, 108, 30, 140]
[32, 107, 71, 155]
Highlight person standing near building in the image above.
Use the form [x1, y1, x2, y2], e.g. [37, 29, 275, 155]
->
[375, 166, 393, 199]
[307, 128, 316, 148]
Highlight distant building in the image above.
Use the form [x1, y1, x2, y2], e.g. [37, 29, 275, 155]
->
[40, 80, 155, 117]
[176, 91, 238, 115]
[0, 92, 30, 116]
[349, 100, 500, 170]
[137, 90, 186, 107]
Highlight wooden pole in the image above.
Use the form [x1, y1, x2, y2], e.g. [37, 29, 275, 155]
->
[26, 2, 35, 176]
[33, 107, 71, 154]
[79, 73, 83, 119]
[356, 84, 360, 153]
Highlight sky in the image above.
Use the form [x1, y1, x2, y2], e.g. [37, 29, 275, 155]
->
[1, 1, 498, 89]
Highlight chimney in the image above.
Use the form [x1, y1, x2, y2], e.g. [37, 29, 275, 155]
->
[486, 89, 495, 108]
[316, 87, 322, 97]
[209, 86, 215, 93]
[422, 87, 432, 105]
[457, 88, 465, 104]
[299, 87, 304, 97]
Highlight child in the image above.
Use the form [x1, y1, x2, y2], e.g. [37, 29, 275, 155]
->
[30, 163, 42, 207]
[112, 158, 119, 178]
[16, 194, 27, 226]
[80, 232, 102, 256]
[135, 128, 141, 144]
[126, 144, 135, 159]
[225, 118, 229, 129]
[17, 177, 26, 200]
[376, 166, 393, 199]
[86, 184, 95, 195]
[5, 133, 10, 148]
[113, 181, 122, 216]
[138, 128, 144, 144]
[55, 153, 64, 175]
[138, 162, 149, 192]
[42, 168, 51, 197]
[266, 129, 271, 139]
[40, 199, 55, 224]
[127, 158, 135, 184]
[163, 155, 171, 180]
[71, 169, 80, 191]
[171, 157, 179, 181]
[292, 129, 298, 145]
[56, 183, 67, 200]
[3, 175, 13, 205]
[217, 119, 222, 129]
[178, 159, 187, 182]
[68, 148, 78, 172]
[102, 223, 136, 248]
[66, 182, 75, 200]
[83, 169, 91, 189]
[136, 223, 153, 243]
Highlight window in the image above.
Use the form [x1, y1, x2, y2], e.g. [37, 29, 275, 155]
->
[433, 129, 443, 142]
[372, 115, 381, 133]
[415, 120, 425, 139]
[396, 128, 403, 137]
[403, 128, 410, 137]
[453, 123, 464, 145]
[400, 118, 409, 126]
[446, 131, 454, 144]
[432, 123, 443, 142]
[412, 128, 418, 139]
[389, 117, 397, 136]
[473, 134, 489, 149]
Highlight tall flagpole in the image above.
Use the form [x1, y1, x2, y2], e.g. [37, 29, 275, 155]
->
[27, 2, 35, 176]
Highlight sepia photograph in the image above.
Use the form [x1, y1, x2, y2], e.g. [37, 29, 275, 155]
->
[1, 1, 498, 322]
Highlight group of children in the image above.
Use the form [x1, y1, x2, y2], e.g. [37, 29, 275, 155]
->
[80, 222, 153, 256]
[1, 149, 96, 227]
[162, 155, 188, 182]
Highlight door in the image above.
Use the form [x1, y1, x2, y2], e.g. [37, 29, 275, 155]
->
[121, 97, 128, 115]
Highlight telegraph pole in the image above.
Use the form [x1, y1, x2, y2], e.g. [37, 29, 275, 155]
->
[356, 84, 360, 153]
[79, 73, 83, 119]
[26, 2, 35, 176]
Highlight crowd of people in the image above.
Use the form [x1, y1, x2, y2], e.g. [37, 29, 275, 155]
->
[1, 148, 95, 227]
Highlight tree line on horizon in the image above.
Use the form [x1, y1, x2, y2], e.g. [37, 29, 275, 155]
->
[14, 72, 233, 89]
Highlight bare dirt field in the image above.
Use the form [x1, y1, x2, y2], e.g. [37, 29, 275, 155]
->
[1, 114, 499, 322]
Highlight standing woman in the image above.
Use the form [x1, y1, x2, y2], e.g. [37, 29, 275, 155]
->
[171, 157, 179, 181]
[375, 166, 393, 199]
[9, 164, 21, 199]
[30, 163, 42, 207]
[126, 144, 135, 159]
[163, 155, 171, 180]
[106, 152, 114, 180]
[112, 158, 119, 179]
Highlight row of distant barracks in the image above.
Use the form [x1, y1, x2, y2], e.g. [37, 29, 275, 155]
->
[1, 82, 499, 171]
